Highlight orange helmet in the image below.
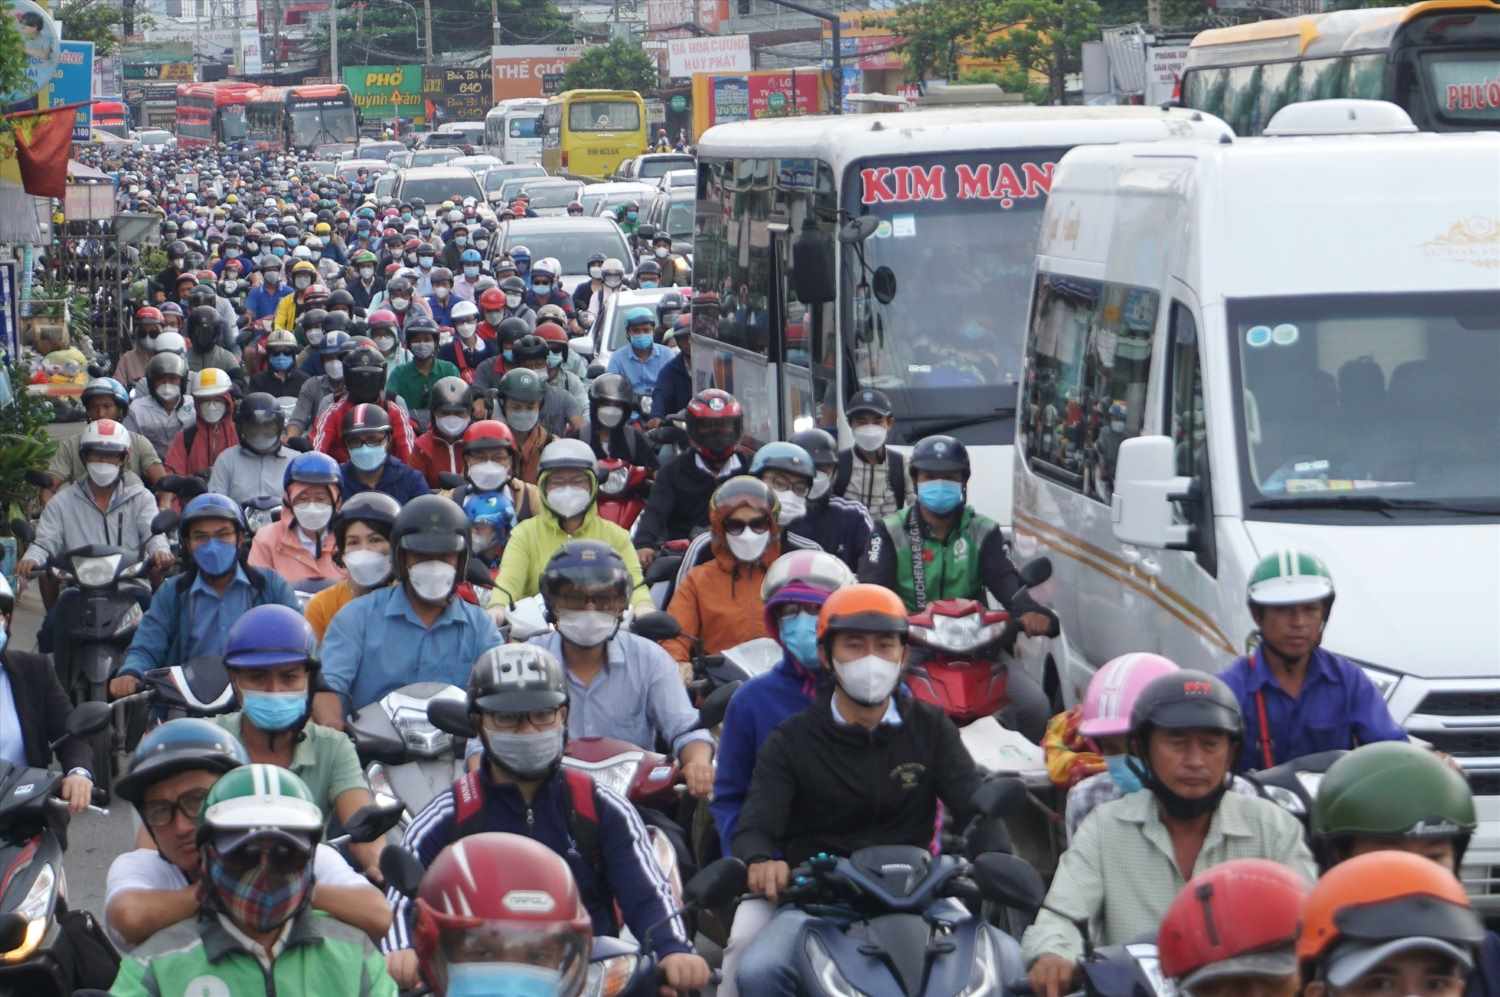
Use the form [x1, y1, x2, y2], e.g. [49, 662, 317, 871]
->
[1297, 850, 1482, 984]
[817, 583, 908, 643]
[1159, 859, 1308, 988]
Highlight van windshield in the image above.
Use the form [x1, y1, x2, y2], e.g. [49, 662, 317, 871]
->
[1231, 291, 1500, 514]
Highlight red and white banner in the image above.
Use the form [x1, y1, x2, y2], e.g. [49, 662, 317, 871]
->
[668, 35, 750, 78]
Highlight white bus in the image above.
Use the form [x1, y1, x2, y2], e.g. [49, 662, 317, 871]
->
[690, 107, 1231, 527]
[484, 98, 547, 164]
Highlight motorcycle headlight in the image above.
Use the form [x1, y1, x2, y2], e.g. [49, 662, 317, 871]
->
[1123, 943, 1176, 996]
[804, 933, 863, 997]
[112, 601, 144, 636]
[74, 554, 121, 588]
[910, 614, 1006, 655]
[958, 929, 1000, 997]
[1, 863, 55, 963]
[600, 467, 629, 495]
[1260, 784, 1305, 817]
[584, 954, 638, 997]
[392, 708, 451, 757]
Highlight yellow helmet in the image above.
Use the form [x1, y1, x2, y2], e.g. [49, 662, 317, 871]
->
[315, 222, 332, 235]
[51, 211, 64, 225]
[191, 367, 233, 399]
[226, 193, 238, 204]
[291, 259, 319, 277]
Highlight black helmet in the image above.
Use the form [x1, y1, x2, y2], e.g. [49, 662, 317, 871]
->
[386, 275, 413, 297]
[344, 345, 386, 404]
[1129, 670, 1244, 741]
[540, 540, 630, 625]
[167, 240, 188, 259]
[429, 376, 470, 416]
[235, 392, 286, 455]
[846, 388, 893, 419]
[115, 717, 249, 809]
[186, 285, 217, 310]
[789, 428, 837, 472]
[322, 310, 352, 334]
[498, 275, 526, 296]
[636, 259, 661, 279]
[326, 288, 355, 313]
[468, 644, 567, 715]
[188, 305, 221, 351]
[299, 307, 329, 333]
[497, 317, 530, 345]
[657, 291, 684, 326]
[403, 312, 439, 340]
[332, 491, 401, 554]
[391, 494, 469, 580]
[909, 434, 970, 480]
[511, 334, 548, 366]
[589, 373, 633, 408]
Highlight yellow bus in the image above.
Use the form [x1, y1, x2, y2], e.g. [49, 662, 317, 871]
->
[540, 90, 648, 181]
[1182, 0, 1500, 134]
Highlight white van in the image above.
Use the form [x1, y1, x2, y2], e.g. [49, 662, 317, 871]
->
[1012, 100, 1500, 900]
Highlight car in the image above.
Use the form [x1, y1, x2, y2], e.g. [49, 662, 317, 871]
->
[611, 153, 694, 181]
[357, 139, 405, 161]
[439, 122, 487, 147]
[135, 129, 175, 150]
[304, 160, 338, 177]
[591, 286, 691, 371]
[656, 168, 696, 191]
[482, 164, 548, 202]
[409, 147, 465, 168]
[450, 154, 503, 175]
[417, 131, 471, 151]
[579, 181, 657, 219]
[642, 186, 695, 258]
[386, 150, 413, 169]
[519, 178, 585, 216]
[487, 216, 635, 295]
[336, 158, 391, 183]
[394, 167, 490, 219]
[373, 173, 397, 200]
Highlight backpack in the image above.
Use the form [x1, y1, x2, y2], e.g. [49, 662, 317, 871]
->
[451, 766, 602, 873]
[834, 447, 905, 508]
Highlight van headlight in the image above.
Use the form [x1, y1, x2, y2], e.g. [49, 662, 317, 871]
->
[1343, 656, 1401, 701]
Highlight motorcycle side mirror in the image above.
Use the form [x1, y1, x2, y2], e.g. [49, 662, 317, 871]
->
[683, 857, 746, 909]
[24, 469, 54, 490]
[465, 560, 495, 588]
[1019, 557, 1053, 589]
[586, 362, 606, 380]
[0, 912, 25, 953]
[63, 701, 113, 740]
[697, 680, 740, 730]
[437, 472, 465, 490]
[427, 698, 475, 739]
[379, 844, 426, 899]
[567, 335, 595, 360]
[630, 610, 681, 642]
[643, 554, 683, 586]
[151, 509, 180, 536]
[972, 776, 1028, 819]
[971, 852, 1047, 913]
[8, 518, 33, 548]
[285, 436, 313, 453]
[343, 798, 406, 843]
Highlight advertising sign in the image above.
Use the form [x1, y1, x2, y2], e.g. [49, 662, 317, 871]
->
[668, 35, 750, 78]
[821, 11, 904, 71]
[43, 40, 93, 141]
[343, 64, 424, 121]
[490, 45, 585, 101]
[691, 68, 826, 139]
[240, 28, 263, 75]
[3, 0, 59, 110]
[1144, 45, 1189, 105]
[123, 61, 193, 81]
[647, 0, 695, 31]
[423, 64, 492, 122]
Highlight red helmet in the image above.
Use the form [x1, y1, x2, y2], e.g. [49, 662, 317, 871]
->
[413, 833, 591, 997]
[534, 322, 567, 345]
[478, 288, 506, 312]
[461, 419, 517, 455]
[135, 305, 164, 325]
[1159, 859, 1310, 990]
[686, 388, 743, 462]
[367, 308, 399, 331]
[404, 237, 423, 252]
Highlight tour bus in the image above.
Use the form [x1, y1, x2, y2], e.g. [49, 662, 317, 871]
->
[690, 107, 1231, 528]
[246, 84, 359, 154]
[94, 99, 129, 138]
[175, 81, 258, 149]
[541, 90, 647, 181]
[1181, 0, 1500, 134]
[1013, 100, 1500, 901]
[485, 98, 547, 164]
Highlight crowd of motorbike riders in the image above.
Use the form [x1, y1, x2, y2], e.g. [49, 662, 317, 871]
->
[8, 141, 1494, 996]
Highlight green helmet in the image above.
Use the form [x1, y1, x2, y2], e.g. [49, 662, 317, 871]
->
[498, 367, 546, 405]
[1247, 548, 1334, 611]
[1312, 742, 1475, 865]
[197, 763, 324, 848]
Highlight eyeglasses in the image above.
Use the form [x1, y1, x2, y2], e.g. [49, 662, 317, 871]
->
[775, 603, 819, 620]
[724, 517, 771, 535]
[482, 708, 563, 732]
[766, 476, 810, 497]
[142, 787, 211, 828]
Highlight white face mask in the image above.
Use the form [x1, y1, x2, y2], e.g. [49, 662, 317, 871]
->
[835, 653, 902, 706]
[324, 360, 344, 381]
[435, 286, 450, 299]
[375, 334, 397, 353]
[156, 382, 182, 403]
[86, 461, 120, 488]
[457, 321, 477, 340]
[604, 275, 622, 289]
[557, 609, 617, 648]
[809, 471, 831, 501]
[436, 415, 469, 438]
[506, 408, 539, 434]
[407, 560, 456, 602]
[344, 548, 391, 588]
[199, 400, 226, 424]
[589, 266, 603, 280]
[293, 501, 332, 532]
[853, 425, 887, 453]
[775, 489, 806, 525]
[390, 296, 410, 312]
[595, 405, 624, 428]
[726, 528, 770, 563]
[359, 267, 374, 280]
[546, 485, 591, 518]
[654, 246, 669, 258]
[504, 293, 522, 309]
[468, 461, 510, 491]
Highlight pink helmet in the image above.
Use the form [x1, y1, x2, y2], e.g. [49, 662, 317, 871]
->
[1078, 652, 1180, 739]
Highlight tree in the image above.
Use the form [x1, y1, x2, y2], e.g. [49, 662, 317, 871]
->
[561, 39, 658, 93]
[52, 0, 129, 59]
[316, 0, 573, 65]
[0, 11, 28, 119]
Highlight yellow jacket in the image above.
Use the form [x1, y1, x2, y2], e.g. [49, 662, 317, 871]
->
[487, 505, 651, 613]
[273, 291, 299, 332]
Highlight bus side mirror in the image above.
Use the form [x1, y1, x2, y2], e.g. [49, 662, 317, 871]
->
[792, 219, 834, 306]
[1111, 436, 1195, 550]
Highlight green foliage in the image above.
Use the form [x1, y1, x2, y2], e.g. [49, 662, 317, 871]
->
[0, 361, 57, 519]
[53, 0, 127, 58]
[561, 39, 658, 94]
[322, 0, 573, 63]
[0, 9, 29, 117]
[958, 67, 1049, 104]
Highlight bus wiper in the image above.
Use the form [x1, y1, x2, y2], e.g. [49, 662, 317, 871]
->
[1250, 495, 1500, 516]
[900, 407, 1017, 442]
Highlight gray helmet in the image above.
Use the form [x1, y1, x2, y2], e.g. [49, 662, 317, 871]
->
[468, 644, 567, 714]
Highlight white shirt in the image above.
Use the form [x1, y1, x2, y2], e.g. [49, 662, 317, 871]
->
[0, 669, 26, 769]
[103, 845, 369, 950]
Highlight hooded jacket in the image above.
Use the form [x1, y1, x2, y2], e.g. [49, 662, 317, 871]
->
[662, 527, 779, 664]
[164, 394, 239, 478]
[488, 498, 651, 614]
[22, 472, 169, 566]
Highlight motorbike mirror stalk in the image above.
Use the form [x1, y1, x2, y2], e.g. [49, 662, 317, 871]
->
[343, 799, 406, 843]
[1019, 556, 1053, 589]
[629, 610, 681, 643]
[427, 698, 475, 739]
[54, 701, 112, 750]
[971, 776, 1027, 819]
[697, 681, 741, 730]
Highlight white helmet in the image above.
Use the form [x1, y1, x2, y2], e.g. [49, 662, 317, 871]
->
[80, 418, 132, 455]
[153, 331, 187, 356]
[292, 245, 313, 261]
[191, 367, 233, 399]
[451, 299, 479, 321]
[532, 257, 558, 281]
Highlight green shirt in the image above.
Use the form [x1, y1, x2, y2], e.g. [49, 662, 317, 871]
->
[215, 714, 367, 819]
[385, 358, 459, 412]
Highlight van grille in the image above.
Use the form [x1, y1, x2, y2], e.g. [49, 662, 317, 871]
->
[1414, 690, 1500, 717]
[1417, 730, 1500, 756]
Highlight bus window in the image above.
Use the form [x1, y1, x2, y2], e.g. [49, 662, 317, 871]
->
[1256, 61, 1300, 131]
[1300, 57, 1347, 100]
[569, 100, 640, 132]
[1424, 53, 1500, 123]
[771, 160, 837, 431]
[1224, 65, 1262, 135]
[1185, 68, 1227, 119]
[1347, 53, 1388, 99]
[695, 158, 773, 355]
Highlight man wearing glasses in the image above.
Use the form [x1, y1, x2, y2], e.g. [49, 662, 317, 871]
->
[381, 644, 713, 995]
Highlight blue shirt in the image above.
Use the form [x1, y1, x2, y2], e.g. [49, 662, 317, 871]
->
[605, 343, 673, 397]
[339, 456, 431, 505]
[320, 584, 502, 710]
[245, 283, 291, 321]
[187, 566, 256, 661]
[1220, 646, 1407, 772]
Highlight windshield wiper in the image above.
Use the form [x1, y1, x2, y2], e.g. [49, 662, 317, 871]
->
[1250, 495, 1500, 516]
[900, 407, 1017, 442]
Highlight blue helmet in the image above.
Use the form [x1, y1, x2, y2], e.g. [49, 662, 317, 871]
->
[751, 441, 815, 482]
[115, 717, 249, 808]
[82, 376, 131, 414]
[283, 450, 341, 493]
[460, 248, 482, 264]
[624, 306, 655, 329]
[463, 490, 516, 551]
[180, 492, 245, 540]
[224, 604, 317, 671]
[509, 245, 530, 264]
[319, 329, 354, 357]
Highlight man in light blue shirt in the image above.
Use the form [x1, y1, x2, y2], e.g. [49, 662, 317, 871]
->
[605, 307, 674, 397]
[314, 495, 502, 722]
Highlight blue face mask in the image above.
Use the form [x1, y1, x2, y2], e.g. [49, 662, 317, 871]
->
[638, 280, 657, 290]
[503, 349, 513, 364]
[629, 332, 654, 352]
[546, 351, 563, 369]
[464, 266, 480, 279]
[916, 479, 963, 515]
[192, 538, 238, 576]
[1105, 754, 1144, 795]
[241, 689, 307, 732]
[269, 353, 294, 372]
[287, 237, 299, 248]
[626, 212, 638, 222]
[271, 246, 286, 257]
[778, 611, 819, 670]
[446, 963, 562, 997]
[349, 443, 386, 471]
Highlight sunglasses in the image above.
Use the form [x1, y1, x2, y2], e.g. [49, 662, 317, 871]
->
[724, 517, 770, 535]
[215, 839, 311, 876]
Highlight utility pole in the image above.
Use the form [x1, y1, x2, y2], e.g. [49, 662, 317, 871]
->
[330, 0, 339, 83]
[491, 0, 500, 47]
[1146, 0, 1161, 26]
[423, 0, 434, 61]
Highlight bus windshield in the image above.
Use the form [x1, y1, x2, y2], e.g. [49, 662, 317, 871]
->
[842, 149, 1062, 443]
[509, 115, 540, 137]
[220, 106, 247, 140]
[291, 104, 357, 146]
[568, 100, 640, 132]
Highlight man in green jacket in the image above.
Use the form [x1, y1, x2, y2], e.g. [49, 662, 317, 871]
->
[385, 313, 459, 414]
[111, 764, 396, 997]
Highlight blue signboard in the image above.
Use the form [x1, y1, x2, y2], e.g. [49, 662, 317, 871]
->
[45, 40, 94, 141]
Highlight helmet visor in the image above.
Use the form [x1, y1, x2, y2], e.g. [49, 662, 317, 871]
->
[436, 921, 587, 992]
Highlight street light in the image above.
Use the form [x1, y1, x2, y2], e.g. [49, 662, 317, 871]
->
[330, 0, 423, 83]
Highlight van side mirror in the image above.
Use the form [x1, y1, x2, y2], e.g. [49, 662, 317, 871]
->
[1110, 435, 1195, 550]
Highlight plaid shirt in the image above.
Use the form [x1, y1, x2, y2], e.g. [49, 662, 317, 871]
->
[845, 451, 901, 520]
[1064, 771, 1261, 842]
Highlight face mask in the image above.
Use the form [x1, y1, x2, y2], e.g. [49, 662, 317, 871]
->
[344, 548, 391, 588]
[546, 485, 591, 518]
[626, 212, 638, 223]
[246, 241, 259, 253]
[779, 611, 820, 669]
[775, 489, 806, 525]
[835, 653, 902, 706]
[407, 560, 457, 603]
[208, 846, 314, 933]
[199, 401, 227, 424]
[484, 726, 564, 779]
[457, 321, 478, 341]
[629, 333, 653, 352]
[475, 239, 489, 252]
[505, 293, 522, 309]
[293, 501, 332, 532]
[305, 327, 325, 345]
[455, 236, 469, 247]
[243, 429, 280, 454]
[405, 253, 418, 266]
[532, 282, 552, 295]
[324, 359, 344, 381]
[294, 275, 311, 290]
[86, 461, 120, 488]
[271, 246, 286, 258]
[172, 257, 186, 269]
[726, 528, 770, 563]
[589, 265, 603, 280]
[390, 296, 409, 312]
[349, 443, 387, 472]
[596, 405, 624, 428]
[419, 256, 434, 269]
[503, 350, 514, 364]
[410, 341, 436, 360]
[506, 408, 539, 434]
[809, 471, 831, 501]
[916, 479, 963, 516]
[221, 279, 239, 294]
[192, 538, 238, 577]
[434, 286, 450, 300]
[638, 280, 658, 290]
[359, 266, 374, 280]
[604, 275, 622, 289]
[437, 414, 469, 438]
[468, 461, 510, 491]
[464, 266, 480, 279]
[156, 382, 182, 403]
[557, 609, 617, 648]
[654, 246, 669, 258]
[545, 351, 563, 370]
[242, 689, 307, 731]
[363, 333, 392, 354]
[446, 963, 563, 997]
[1105, 754, 1144, 795]
[853, 425, 887, 453]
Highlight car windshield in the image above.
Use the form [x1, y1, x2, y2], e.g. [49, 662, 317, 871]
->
[843, 149, 1062, 444]
[290, 105, 357, 147]
[374, 174, 396, 198]
[412, 149, 462, 167]
[401, 175, 484, 204]
[524, 182, 582, 209]
[583, 190, 646, 216]
[484, 166, 545, 192]
[1231, 291, 1500, 513]
[503, 228, 633, 275]
[639, 156, 693, 178]
[664, 199, 693, 239]
[568, 100, 640, 132]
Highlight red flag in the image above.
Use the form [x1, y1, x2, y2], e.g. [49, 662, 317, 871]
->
[6, 102, 86, 199]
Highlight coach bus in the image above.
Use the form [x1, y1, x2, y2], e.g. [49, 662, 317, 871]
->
[175, 82, 258, 148]
[246, 83, 359, 154]
[540, 90, 647, 181]
[94, 99, 130, 138]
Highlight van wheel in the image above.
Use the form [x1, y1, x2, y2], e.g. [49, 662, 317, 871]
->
[1043, 655, 1064, 715]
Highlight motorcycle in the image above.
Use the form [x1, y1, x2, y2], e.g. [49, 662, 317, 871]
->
[348, 682, 469, 830]
[1243, 749, 1346, 827]
[241, 495, 282, 537]
[595, 457, 651, 530]
[138, 653, 237, 720]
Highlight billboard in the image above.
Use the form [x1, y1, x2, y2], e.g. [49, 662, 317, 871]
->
[423, 64, 492, 122]
[668, 35, 750, 78]
[3, 0, 60, 112]
[690, 68, 826, 140]
[490, 45, 585, 101]
[343, 64, 425, 122]
[44, 40, 93, 141]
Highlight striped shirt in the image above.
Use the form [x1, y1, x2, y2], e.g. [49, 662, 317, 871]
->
[846, 451, 901, 520]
